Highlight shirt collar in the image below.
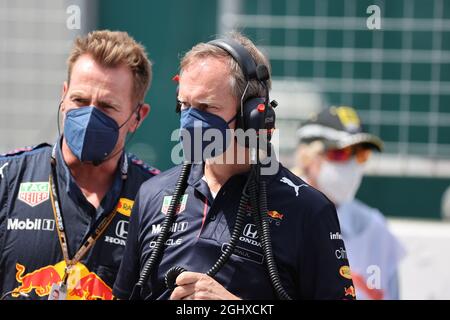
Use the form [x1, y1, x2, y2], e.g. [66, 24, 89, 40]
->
[186, 155, 281, 199]
[52, 137, 127, 217]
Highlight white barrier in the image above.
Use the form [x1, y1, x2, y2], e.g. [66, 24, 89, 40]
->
[388, 218, 450, 300]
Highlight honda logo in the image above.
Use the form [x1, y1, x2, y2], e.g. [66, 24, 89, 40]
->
[243, 224, 258, 239]
[115, 220, 129, 239]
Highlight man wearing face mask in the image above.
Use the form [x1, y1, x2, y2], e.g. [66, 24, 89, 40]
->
[0, 30, 159, 300]
[294, 106, 405, 300]
[113, 32, 354, 300]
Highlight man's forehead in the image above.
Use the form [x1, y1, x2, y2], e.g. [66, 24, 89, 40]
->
[180, 58, 230, 90]
[71, 56, 130, 82]
[69, 55, 134, 103]
[73, 55, 96, 73]
[177, 56, 239, 109]
[182, 55, 229, 74]
[178, 78, 230, 102]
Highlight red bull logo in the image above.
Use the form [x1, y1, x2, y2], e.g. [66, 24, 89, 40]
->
[69, 273, 113, 300]
[12, 263, 61, 297]
[344, 285, 356, 299]
[12, 261, 114, 300]
[267, 210, 284, 220]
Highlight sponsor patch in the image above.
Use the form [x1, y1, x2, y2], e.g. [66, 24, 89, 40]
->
[117, 198, 134, 217]
[149, 238, 183, 248]
[330, 231, 343, 240]
[161, 194, 188, 215]
[339, 265, 352, 280]
[335, 247, 347, 260]
[7, 218, 54, 231]
[267, 210, 284, 220]
[344, 285, 356, 299]
[115, 220, 128, 239]
[151, 222, 188, 235]
[279, 177, 308, 197]
[12, 261, 113, 300]
[18, 182, 49, 207]
[104, 236, 126, 246]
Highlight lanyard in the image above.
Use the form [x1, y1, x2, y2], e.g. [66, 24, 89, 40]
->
[48, 147, 127, 284]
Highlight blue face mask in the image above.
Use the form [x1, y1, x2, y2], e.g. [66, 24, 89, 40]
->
[179, 107, 236, 162]
[64, 106, 122, 164]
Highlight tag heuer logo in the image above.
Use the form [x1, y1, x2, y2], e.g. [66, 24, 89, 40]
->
[18, 182, 50, 207]
[161, 194, 188, 215]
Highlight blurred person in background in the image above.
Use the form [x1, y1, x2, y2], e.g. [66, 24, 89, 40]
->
[0, 30, 159, 300]
[293, 106, 405, 300]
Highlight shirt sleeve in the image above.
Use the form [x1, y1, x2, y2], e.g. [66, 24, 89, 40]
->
[113, 190, 142, 299]
[299, 202, 355, 300]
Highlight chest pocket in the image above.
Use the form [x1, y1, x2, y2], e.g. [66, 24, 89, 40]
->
[198, 196, 266, 268]
[93, 215, 129, 269]
[198, 188, 242, 242]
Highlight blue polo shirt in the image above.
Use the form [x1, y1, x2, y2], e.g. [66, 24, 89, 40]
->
[113, 161, 355, 300]
[0, 141, 159, 299]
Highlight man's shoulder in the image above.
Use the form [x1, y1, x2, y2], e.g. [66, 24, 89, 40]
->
[0, 143, 51, 184]
[139, 164, 183, 190]
[126, 152, 161, 178]
[134, 165, 184, 216]
[0, 143, 52, 174]
[0, 143, 51, 161]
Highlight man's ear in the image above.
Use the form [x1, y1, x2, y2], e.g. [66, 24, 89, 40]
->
[61, 81, 68, 111]
[62, 81, 68, 99]
[130, 103, 150, 132]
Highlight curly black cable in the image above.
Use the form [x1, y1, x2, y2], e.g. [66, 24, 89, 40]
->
[248, 171, 263, 241]
[247, 168, 290, 299]
[258, 181, 292, 300]
[130, 163, 192, 299]
[165, 266, 187, 290]
[206, 169, 254, 278]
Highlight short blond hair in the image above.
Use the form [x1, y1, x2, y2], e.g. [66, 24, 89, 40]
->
[67, 30, 152, 103]
[180, 32, 271, 108]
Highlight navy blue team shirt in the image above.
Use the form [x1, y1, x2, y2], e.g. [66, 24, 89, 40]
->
[0, 140, 159, 299]
[113, 161, 355, 300]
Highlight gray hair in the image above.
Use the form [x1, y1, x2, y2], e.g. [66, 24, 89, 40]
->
[180, 31, 272, 109]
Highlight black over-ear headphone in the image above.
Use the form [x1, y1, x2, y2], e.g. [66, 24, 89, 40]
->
[208, 38, 277, 140]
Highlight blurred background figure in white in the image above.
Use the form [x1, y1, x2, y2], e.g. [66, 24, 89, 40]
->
[293, 106, 406, 300]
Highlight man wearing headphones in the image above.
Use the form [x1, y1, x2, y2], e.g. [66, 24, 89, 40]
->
[113, 32, 354, 300]
[0, 30, 159, 300]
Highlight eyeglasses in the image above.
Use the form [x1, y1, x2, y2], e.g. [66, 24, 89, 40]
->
[325, 146, 372, 164]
